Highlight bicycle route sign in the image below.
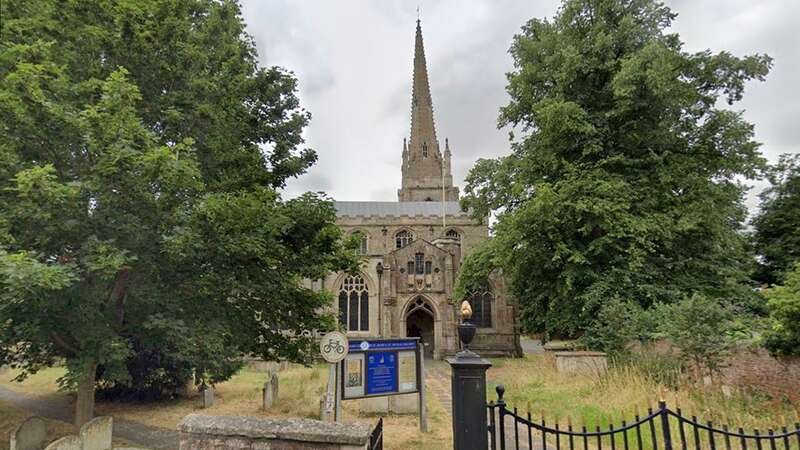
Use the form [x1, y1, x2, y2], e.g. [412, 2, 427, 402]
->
[319, 331, 349, 363]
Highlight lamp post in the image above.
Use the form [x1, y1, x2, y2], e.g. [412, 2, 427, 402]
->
[447, 301, 492, 450]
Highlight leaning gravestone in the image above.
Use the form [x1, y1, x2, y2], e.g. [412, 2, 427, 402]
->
[262, 373, 278, 409]
[80, 416, 112, 450]
[10, 416, 46, 450]
[202, 386, 214, 408]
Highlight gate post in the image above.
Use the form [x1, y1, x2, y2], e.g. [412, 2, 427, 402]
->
[447, 302, 492, 450]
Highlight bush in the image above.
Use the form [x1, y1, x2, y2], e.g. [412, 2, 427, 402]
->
[762, 263, 800, 356]
[658, 294, 739, 378]
[581, 298, 642, 355]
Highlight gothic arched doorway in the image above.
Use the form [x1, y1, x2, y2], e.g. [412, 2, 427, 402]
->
[405, 297, 435, 358]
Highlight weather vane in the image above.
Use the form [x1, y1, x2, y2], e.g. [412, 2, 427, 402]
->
[417, 6, 420, 21]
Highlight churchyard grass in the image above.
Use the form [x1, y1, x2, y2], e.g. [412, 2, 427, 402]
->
[0, 401, 75, 450]
[0, 364, 453, 450]
[486, 354, 799, 432]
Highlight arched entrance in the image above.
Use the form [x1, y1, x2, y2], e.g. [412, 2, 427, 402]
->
[405, 297, 435, 358]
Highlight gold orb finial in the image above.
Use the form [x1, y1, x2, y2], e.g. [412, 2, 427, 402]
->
[460, 301, 472, 320]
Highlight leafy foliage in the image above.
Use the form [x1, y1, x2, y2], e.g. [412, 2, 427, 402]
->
[459, 0, 769, 337]
[658, 294, 739, 377]
[752, 154, 800, 284]
[762, 263, 800, 356]
[0, 0, 358, 411]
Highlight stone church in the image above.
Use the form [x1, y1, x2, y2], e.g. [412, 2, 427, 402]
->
[315, 20, 520, 360]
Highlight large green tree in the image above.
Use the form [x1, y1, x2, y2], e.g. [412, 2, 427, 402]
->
[752, 154, 800, 284]
[0, 0, 357, 424]
[458, 0, 770, 337]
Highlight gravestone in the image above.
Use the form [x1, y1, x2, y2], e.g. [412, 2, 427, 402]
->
[80, 416, 112, 450]
[10, 416, 46, 450]
[262, 373, 278, 409]
[202, 387, 214, 408]
[43, 435, 81, 450]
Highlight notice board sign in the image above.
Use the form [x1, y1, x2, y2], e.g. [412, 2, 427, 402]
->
[341, 338, 421, 400]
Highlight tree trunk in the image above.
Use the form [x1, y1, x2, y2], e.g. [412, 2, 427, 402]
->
[74, 362, 97, 427]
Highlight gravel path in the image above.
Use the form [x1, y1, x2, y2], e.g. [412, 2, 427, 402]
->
[0, 386, 179, 450]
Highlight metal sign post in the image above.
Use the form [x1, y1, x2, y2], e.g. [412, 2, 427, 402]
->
[418, 341, 427, 432]
[320, 331, 349, 423]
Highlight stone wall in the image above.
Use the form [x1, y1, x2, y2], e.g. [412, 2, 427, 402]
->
[178, 414, 376, 450]
[721, 346, 800, 402]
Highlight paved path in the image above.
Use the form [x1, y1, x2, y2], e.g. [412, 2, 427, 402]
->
[0, 386, 179, 450]
[424, 360, 452, 416]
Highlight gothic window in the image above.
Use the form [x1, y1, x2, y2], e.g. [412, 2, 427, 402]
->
[468, 290, 493, 328]
[407, 261, 415, 275]
[338, 275, 369, 331]
[396, 230, 413, 249]
[425, 261, 432, 274]
[446, 229, 461, 241]
[422, 142, 428, 158]
[352, 231, 368, 255]
[415, 253, 425, 275]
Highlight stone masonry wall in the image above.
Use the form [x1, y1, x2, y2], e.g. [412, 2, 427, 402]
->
[178, 414, 375, 450]
[721, 346, 800, 402]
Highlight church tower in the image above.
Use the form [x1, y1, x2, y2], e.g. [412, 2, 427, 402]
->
[398, 20, 459, 202]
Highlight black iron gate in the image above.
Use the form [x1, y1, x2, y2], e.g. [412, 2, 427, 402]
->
[370, 417, 384, 450]
[487, 385, 800, 450]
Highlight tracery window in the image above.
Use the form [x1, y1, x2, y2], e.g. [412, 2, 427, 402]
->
[396, 230, 413, 249]
[352, 231, 368, 255]
[338, 275, 369, 331]
[468, 290, 493, 328]
[415, 253, 425, 275]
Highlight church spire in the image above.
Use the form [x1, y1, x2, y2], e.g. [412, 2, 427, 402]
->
[409, 18, 439, 161]
[398, 19, 459, 202]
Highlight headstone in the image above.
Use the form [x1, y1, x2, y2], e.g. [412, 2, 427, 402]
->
[80, 416, 113, 450]
[359, 396, 389, 413]
[390, 393, 418, 414]
[262, 373, 278, 409]
[10, 416, 46, 450]
[319, 394, 333, 422]
[43, 435, 81, 450]
[202, 387, 214, 408]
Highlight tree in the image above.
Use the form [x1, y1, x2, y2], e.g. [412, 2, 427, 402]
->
[762, 263, 800, 356]
[752, 154, 800, 284]
[0, 0, 358, 425]
[659, 294, 738, 379]
[459, 0, 770, 337]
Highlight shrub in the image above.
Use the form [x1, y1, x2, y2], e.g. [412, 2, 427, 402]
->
[762, 263, 800, 356]
[658, 294, 739, 378]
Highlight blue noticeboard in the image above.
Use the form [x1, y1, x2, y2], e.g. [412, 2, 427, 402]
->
[340, 338, 421, 400]
[366, 351, 398, 395]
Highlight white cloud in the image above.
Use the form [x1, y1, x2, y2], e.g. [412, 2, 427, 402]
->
[240, 0, 799, 213]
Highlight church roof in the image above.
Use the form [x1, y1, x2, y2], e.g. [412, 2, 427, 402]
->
[334, 201, 469, 218]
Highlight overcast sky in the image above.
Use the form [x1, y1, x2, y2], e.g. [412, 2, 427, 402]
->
[240, 0, 799, 210]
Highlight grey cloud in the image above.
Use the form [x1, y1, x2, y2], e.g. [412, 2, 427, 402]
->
[241, 0, 799, 210]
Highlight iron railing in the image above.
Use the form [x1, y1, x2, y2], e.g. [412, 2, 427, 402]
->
[487, 385, 800, 450]
[370, 417, 384, 450]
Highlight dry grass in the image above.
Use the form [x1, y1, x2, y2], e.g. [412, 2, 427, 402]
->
[487, 354, 800, 432]
[0, 401, 75, 450]
[1, 364, 452, 450]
